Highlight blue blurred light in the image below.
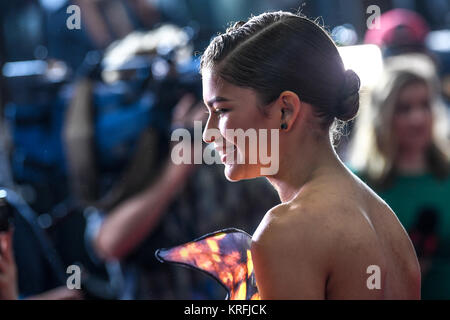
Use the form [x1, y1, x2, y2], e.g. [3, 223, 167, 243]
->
[2, 60, 47, 78]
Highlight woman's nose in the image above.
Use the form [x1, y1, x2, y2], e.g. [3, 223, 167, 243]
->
[409, 105, 429, 125]
[202, 116, 216, 144]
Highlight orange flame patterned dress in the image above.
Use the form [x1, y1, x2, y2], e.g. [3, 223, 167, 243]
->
[155, 228, 260, 300]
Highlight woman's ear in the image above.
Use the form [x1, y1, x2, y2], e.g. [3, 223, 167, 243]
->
[278, 91, 302, 131]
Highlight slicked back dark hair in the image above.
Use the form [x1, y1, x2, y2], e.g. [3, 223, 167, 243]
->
[201, 11, 361, 127]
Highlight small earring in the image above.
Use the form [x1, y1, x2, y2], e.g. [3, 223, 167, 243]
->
[280, 123, 287, 130]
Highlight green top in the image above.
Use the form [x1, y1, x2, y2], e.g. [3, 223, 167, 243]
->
[358, 172, 450, 299]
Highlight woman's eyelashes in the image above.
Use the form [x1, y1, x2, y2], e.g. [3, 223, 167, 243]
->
[213, 108, 230, 115]
[204, 104, 231, 117]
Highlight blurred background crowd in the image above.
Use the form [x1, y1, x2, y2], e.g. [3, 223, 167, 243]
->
[0, 0, 449, 300]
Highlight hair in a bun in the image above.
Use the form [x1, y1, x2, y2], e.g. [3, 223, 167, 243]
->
[335, 69, 361, 121]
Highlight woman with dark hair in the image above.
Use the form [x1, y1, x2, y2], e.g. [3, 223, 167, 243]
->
[199, 11, 421, 300]
[157, 11, 421, 300]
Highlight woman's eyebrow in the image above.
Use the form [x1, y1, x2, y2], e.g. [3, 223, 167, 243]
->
[206, 96, 232, 107]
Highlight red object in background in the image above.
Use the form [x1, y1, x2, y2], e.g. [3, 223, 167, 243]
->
[365, 9, 430, 48]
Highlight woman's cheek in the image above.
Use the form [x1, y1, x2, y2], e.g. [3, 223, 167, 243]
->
[424, 116, 434, 142]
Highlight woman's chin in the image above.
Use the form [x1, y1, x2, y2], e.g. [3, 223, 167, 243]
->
[222, 165, 241, 181]
[223, 164, 260, 182]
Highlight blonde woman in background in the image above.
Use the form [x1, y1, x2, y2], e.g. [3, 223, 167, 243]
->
[349, 54, 450, 299]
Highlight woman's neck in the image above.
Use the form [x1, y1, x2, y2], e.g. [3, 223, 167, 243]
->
[266, 133, 343, 203]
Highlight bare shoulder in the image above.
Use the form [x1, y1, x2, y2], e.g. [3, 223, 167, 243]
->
[251, 168, 421, 299]
[251, 201, 335, 299]
[250, 191, 375, 299]
[252, 184, 380, 255]
[251, 179, 392, 299]
[252, 197, 342, 256]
